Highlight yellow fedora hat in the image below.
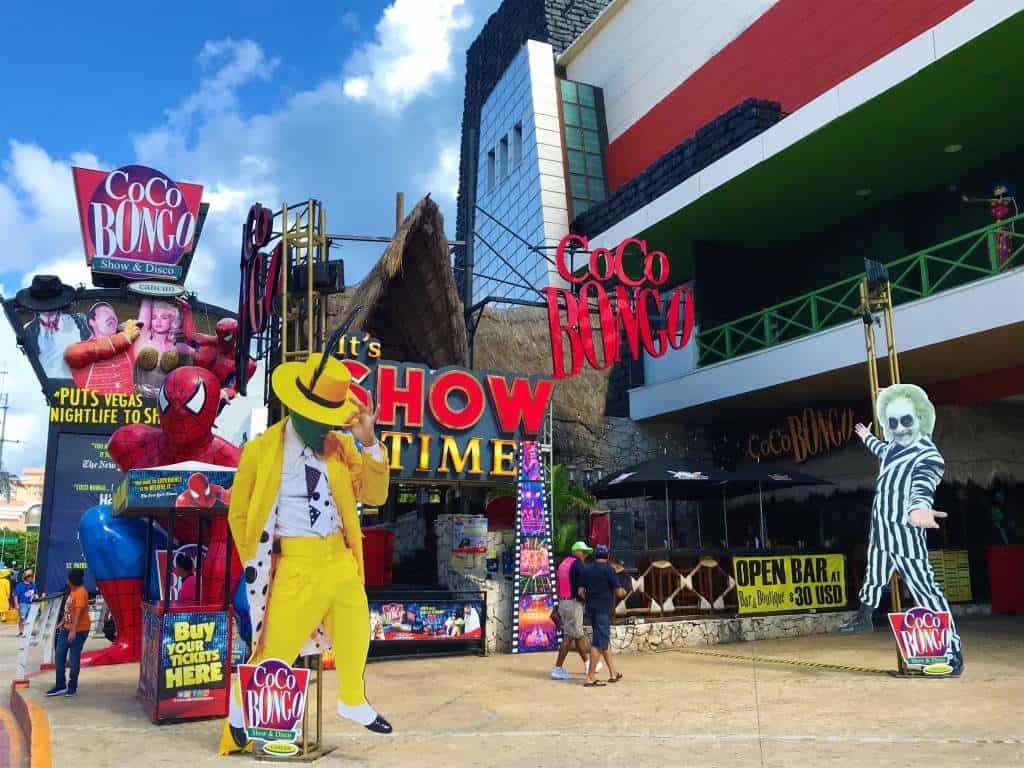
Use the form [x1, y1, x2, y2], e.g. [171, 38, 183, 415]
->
[271, 353, 361, 427]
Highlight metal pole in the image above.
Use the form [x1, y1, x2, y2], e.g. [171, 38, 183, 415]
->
[758, 481, 766, 547]
[722, 488, 729, 548]
[664, 483, 671, 550]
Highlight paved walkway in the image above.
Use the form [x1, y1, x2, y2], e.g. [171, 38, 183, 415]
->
[3, 617, 1023, 767]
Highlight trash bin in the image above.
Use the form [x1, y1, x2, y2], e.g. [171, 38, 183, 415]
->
[362, 527, 394, 586]
[986, 545, 1024, 613]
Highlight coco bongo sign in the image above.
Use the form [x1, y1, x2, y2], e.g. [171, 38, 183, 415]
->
[72, 164, 204, 282]
[544, 234, 694, 378]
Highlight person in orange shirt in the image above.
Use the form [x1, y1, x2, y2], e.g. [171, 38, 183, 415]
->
[47, 569, 92, 697]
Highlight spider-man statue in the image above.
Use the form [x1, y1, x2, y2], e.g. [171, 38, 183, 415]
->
[189, 318, 257, 403]
[79, 366, 243, 666]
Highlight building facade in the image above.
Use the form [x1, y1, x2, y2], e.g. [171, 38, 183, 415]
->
[458, 0, 1024, 594]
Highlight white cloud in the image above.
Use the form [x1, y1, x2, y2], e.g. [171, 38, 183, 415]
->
[421, 143, 460, 203]
[341, 0, 471, 112]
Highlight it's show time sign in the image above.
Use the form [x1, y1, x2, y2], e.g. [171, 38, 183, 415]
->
[72, 164, 205, 283]
[336, 335, 553, 481]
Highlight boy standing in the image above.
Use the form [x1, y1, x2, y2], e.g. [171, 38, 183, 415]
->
[582, 545, 625, 687]
[47, 569, 91, 697]
[14, 569, 36, 636]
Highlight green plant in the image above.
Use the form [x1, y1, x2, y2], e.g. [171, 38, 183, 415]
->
[551, 464, 596, 552]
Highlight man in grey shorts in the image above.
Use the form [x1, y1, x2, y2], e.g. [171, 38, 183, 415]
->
[551, 541, 601, 680]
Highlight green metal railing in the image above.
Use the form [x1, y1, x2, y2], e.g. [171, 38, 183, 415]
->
[698, 212, 1024, 366]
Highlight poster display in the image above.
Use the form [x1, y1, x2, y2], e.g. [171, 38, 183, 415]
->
[733, 554, 847, 615]
[888, 608, 954, 674]
[450, 516, 488, 574]
[512, 441, 559, 654]
[369, 600, 483, 642]
[139, 605, 231, 722]
[5, 294, 230, 398]
[236, 659, 311, 757]
[39, 433, 124, 594]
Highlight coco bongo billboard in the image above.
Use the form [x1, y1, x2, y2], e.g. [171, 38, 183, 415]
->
[72, 164, 205, 284]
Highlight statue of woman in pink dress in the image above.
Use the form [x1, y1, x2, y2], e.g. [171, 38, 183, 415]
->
[133, 298, 196, 397]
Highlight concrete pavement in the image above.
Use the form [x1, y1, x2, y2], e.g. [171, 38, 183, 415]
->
[3, 616, 1023, 767]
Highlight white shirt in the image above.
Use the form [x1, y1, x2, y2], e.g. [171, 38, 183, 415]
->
[275, 421, 384, 539]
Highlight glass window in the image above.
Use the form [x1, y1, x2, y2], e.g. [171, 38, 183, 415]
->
[512, 123, 523, 167]
[584, 153, 603, 176]
[583, 130, 601, 153]
[487, 150, 495, 192]
[573, 198, 590, 215]
[577, 84, 595, 108]
[563, 103, 581, 127]
[567, 150, 586, 174]
[560, 80, 578, 102]
[581, 107, 598, 131]
[499, 136, 509, 180]
[570, 174, 588, 197]
[589, 178, 606, 201]
[565, 129, 583, 150]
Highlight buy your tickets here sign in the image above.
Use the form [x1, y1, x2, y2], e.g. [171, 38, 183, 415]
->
[733, 554, 847, 615]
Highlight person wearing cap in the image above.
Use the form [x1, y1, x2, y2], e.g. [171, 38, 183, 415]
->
[582, 544, 625, 687]
[551, 541, 602, 680]
[13, 568, 36, 636]
[220, 338, 392, 754]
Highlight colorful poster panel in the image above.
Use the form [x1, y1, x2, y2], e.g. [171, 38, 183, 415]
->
[516, 594, 558, 653]
[518, 537, 552, 595]
[368, 600, 484, 642]
[518, 482, 547, 535]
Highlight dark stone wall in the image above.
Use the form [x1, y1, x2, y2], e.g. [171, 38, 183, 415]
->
[572, 99, 783, 239]
[454, 0, 611, 298]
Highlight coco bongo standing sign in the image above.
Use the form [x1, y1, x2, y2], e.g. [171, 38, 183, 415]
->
[544, 234, 695, 377]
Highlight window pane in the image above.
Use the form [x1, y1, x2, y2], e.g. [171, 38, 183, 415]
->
[583, 130, 600, 153]
[584, 153, 603, 176]
[565, 129, 583, 150]
[570, 174, 588, 197]
[563, 103, 581, 127]
[581, 107, 598, 131]
[567, 150, 586, 174]
[573, 199, 590, 216]
[513, 123, 523, 166]
[560, 80, 578, 103]
[589, 178, 606, 201]
[577, 84, 595, 108]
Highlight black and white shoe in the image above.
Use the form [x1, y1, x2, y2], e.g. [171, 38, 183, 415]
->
[338, 702, 393, 734]
[45, 685, 67, 697]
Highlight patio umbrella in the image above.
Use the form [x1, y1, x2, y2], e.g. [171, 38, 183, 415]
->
[725, 461, 832, 546]
[589, 457, 729, 549]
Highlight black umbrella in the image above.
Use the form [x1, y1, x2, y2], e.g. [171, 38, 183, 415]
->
[725, 461, 832, 546]
[590, 457, 730, 549]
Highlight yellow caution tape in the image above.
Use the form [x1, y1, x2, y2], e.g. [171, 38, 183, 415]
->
[665, 646, 894, 676]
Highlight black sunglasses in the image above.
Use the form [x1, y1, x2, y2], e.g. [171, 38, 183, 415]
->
[888, 415, 915, 429]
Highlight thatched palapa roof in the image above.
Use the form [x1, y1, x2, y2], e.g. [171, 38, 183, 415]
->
[328, 196, 467, 368]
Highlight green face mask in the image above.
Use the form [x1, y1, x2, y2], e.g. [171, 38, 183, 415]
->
[290, 412, 332, 452]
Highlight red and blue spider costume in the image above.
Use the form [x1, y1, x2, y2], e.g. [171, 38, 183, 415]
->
[189, 317, 258, 402]
[79, 366, 242, 666]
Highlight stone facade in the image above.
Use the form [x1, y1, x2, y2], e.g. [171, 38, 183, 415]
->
[607, 611, 857, 654]
[435, 515, 516, 654]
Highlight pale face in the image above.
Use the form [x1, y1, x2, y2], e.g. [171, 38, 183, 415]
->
[150, 303, 179, 334]
[90, 305, 118, 338]
[885, 397, 920, 447]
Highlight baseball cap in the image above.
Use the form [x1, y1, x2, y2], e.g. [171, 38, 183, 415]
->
[594, 544, 610, 558]
[571, 541, 593, 553]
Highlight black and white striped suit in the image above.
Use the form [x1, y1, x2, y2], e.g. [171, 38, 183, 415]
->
[859, 433, 960, 653]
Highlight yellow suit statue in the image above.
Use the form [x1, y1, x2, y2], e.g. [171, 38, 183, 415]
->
[220, 350, 391, 754]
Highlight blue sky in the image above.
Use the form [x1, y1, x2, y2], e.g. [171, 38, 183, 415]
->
[0, 0, 500, 473]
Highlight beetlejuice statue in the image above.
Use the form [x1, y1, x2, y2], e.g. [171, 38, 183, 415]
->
[838, 383, 963, 675]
